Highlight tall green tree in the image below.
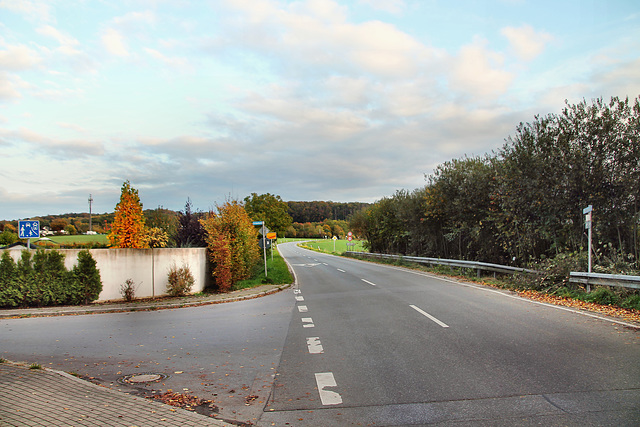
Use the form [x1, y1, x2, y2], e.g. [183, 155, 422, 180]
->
[244, 193, 292, 237]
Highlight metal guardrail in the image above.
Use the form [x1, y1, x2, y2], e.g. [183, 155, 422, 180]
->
[569, 272, 640, 291]
[345, 252, 539, 276]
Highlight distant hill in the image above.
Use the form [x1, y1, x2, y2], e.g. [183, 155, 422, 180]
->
[1, 201, 370, 232]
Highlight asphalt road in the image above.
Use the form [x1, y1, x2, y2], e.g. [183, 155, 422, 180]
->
[0, 288, 294, 425]
[1, 242, 639, 426]
[261, 243, 640, 426]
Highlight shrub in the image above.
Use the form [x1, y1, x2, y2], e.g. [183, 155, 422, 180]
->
[0, 251, 22, 307]
[584, 287, 619, 305]
[620, 294, 640, 310]
[119, 278, 137, 302]
[71, 250, 102, 304]
[167, 264, 194, 297]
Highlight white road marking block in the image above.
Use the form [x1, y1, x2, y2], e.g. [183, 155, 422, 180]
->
[410, 304, 449, 328]
[315, 372, 343, 405]
[301, 318, 315, 328]
[294, 289, 301, 294]
[361, 279, 376, 286]
[306, 337, 324, 354]
[295, 295, 304, 301]
[298, 305, 308, 313]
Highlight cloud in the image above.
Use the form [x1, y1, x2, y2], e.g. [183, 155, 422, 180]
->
[0, 128, 105, 158]
[450, 38, 513, 98]
[101, 28, 129, 56]
[0, 0, 53, 23]
[359, 0, 406, 14]
[0, 44, 42, 70]
[0, 72, 22, 100]
[501, 24, 553, 61]
[220, 0, 437, 79]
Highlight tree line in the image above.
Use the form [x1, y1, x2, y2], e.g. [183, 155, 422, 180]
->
[350, 96, 640, 272]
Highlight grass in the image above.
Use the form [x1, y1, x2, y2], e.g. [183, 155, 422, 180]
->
[298, 239, 366, 254]
[234, 245, 294, 290]
[28, 363, 42, 370]
[31, 234, 109, 247]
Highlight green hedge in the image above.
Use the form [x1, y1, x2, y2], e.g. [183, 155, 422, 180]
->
[0, 249, 102, 307]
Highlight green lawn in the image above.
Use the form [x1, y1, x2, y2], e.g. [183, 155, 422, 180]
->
[298, 238, 365, 254]
[35, 234, 109, 245]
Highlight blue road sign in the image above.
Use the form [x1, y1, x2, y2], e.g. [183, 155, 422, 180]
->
[252, 221, 264, 226]
[19, 220, 40, 239]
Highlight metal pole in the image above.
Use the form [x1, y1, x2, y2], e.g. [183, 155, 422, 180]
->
[88, 194, 93, 233]
[263, 225, 267, 278]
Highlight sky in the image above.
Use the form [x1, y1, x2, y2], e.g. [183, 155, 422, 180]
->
[1, 0, 639, 220]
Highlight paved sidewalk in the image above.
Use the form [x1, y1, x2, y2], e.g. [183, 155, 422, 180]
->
[0, 361, 231, 426]
[0, 284, 292, 426]
[0, 283, 290, 319]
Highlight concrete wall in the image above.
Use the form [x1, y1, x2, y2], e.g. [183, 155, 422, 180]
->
[3, 248, 210, 302]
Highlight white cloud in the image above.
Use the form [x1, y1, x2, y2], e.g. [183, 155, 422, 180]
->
[359, 0, 406, 14]
[101, 28, 129, 56]
[501, 24, 553, 61]
[144, 48, 190, 69]
[0, 71, 28, 100]
[0, 0, 53, 22]
[450, 38, 513, 98]
[0, 44, 42, 70]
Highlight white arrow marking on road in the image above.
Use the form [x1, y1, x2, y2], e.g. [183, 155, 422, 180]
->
[298, 305, 308, 313]
[315, 372, 343, 406]
[361, 279, 376, 286]
[301, 318, 314, 328]
[306, 337, 324, 354]
[294, 289, 301, 294]
[410, 305, 449, 328]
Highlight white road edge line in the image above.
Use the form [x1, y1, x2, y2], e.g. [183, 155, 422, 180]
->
[315, 372, 343, 405]
[410, 304, 449, 328]
[361, 279, 376, 286]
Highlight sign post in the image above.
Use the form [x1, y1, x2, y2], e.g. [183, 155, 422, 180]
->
[583, 205, 593, 291]
[19, 220, 40, 250]
[254, 221, 268, 277]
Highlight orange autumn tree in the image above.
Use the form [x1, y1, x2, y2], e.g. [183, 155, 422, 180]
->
[108, 181, 149, 248]
[200, 200, 260, 292]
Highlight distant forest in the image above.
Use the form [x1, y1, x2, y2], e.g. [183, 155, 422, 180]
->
[1, 200, 369, 235]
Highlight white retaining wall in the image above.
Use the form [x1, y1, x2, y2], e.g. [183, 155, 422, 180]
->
[4, 248, 210, 302]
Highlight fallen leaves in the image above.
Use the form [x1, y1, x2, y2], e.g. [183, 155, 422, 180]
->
[147, 390, 211, 411]
[517, 289, 640, 324]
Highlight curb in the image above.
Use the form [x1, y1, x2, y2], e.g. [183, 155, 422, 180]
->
[0, 283, 292, 319]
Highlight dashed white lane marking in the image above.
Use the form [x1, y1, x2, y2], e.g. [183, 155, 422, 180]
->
[302, 317, 315, 328]
[361, 279, 376, 286]
[410, 304, 449, 328]
[306, 337, 324, 354]
[295, 295, 305, 301]
[315, 372, 343, 406]
[322, 263, 328, 266]
[337, 268, 346, 273]
[298, 305, 308, 313]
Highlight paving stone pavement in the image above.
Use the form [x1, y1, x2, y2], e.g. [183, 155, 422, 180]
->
[0, 362, 231, 427]
[0, 284, 292, 426]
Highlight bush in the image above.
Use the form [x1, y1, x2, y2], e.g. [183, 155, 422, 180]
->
[120, 278, 137, 302]
[620, 294, 640, 310]
[0, 251, 22, 307]
[0, 249, 102, 307]
[167, 264, 194, 297]
[72, 250, 102, 304]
